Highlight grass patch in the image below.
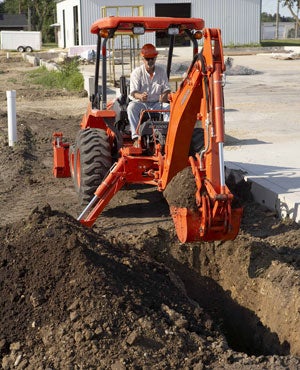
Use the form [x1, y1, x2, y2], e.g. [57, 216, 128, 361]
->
[41, 43, 58, 50]
[224, 39, 300, 49]
[261, 39, 300, 47]
[27, 58, 84, 92]
[7, 78, 17, 83]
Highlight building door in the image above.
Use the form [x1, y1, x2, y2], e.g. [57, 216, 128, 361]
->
[73, 5, 79, 46]
[62, 9, 66, 48]
[155, 3, 191, 46]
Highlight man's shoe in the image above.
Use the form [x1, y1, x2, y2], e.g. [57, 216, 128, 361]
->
[133, 138, 140, 148]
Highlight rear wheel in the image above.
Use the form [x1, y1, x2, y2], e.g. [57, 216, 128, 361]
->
[189, 128, 204, 157]
[25, 46, 33, 53]
[73, 128, 112, 205]
[17, 46, 25, 52]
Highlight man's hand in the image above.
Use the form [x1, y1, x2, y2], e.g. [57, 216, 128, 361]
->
[135, 92, 148, 102]
[159, 90, 171, 103]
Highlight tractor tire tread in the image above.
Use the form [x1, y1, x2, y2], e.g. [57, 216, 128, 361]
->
[74, 128, 112, 205]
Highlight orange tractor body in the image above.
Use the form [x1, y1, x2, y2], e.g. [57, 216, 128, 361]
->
[52, 16, 242, 243]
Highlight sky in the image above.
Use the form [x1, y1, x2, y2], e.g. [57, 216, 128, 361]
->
[262, 0, 297, 17]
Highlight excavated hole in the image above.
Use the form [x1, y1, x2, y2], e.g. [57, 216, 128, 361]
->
[178, 248, 290, 357]
[158, 167, 300, 357]
[144, 234, 298, 358]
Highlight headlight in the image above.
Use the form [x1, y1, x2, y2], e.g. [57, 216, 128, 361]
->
[168, 27, 180, 35]
[133, 26, 145, 35]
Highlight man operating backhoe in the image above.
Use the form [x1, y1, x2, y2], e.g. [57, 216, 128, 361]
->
[128, 43, 171, 145]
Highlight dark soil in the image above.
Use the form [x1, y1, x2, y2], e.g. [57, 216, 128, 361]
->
[0, 52, 300, 369]
[164, 166, 197, 210]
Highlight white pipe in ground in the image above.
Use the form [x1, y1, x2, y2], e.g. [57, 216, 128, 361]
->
[6, 90, 17, 146]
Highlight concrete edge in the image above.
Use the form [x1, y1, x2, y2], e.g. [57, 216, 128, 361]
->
[226, 161, 300, 223]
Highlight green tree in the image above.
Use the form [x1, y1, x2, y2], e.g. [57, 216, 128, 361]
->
[2, 0, 56, 43]
[282, 0, 300, 26]
[2, 0, 26, 14]
[261, 12, 276, 22]
[29, 0, 56, 43]
[261, 11, 293, 22]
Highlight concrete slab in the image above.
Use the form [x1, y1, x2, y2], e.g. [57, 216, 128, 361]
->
[223, 53, 300, 222]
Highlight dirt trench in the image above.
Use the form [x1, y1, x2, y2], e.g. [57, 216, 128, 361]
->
[0, 52, 299, 369]
[102, 189, 300, 360]
[144, 225, 300, 357]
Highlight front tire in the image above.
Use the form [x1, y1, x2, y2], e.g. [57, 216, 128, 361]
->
[73, 128, 112, 205]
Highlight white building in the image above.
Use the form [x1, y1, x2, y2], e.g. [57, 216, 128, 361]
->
[55, 0, 262, 49]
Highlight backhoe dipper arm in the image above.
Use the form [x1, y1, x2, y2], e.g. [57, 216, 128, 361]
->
[160, 28, 242, 242]
[160, 28, 225, 191]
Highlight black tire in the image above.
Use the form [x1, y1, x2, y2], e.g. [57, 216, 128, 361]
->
[73, 128, 112, 205]
[189, 127, 204, 157]
[17, 46, 25, 52]
[25, 46, 33, 53]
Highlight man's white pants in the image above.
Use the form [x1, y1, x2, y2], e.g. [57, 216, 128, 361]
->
[127, 101, 170, 139]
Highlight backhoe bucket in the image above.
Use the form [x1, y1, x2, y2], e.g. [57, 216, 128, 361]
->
[170, 206, 243, 243]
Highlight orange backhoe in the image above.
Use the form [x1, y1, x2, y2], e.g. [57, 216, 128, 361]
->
[52, 16, 242, 243]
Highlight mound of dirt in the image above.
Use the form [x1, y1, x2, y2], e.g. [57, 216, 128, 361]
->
[1, 205, 300, 370]
[0, 205, 229, 369]
[224, 57, 261, 75]
[164, 167, 197, 210]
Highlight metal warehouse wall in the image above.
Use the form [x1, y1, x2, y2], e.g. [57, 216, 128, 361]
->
[80, 0, 155, 47]
[193, 0, 261, 46]
[57, 0, 261, 48]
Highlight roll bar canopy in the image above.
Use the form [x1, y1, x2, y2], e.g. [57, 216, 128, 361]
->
[90, 16, 205, 35]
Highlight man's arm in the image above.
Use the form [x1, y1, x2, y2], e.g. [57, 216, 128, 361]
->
[129, 67, 142, 100]
[159, 89, 171, 103]
[158, 65, 171, 102]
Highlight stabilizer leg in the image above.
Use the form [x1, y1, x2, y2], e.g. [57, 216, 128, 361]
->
[78, 159, 126, 227]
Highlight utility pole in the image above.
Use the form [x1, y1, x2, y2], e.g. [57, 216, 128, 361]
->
[28, 5, 32, 31]
[296, 2, 300, 38]
[275, 0, 280, 39]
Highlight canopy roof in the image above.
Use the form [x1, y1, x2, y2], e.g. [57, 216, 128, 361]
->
[90, 16, 205, 34]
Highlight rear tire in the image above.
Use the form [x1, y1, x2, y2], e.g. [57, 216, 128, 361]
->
[25, 46, 33, 53]
[17, 46, 25, 52]
[73, 128, 112, 205]
[189, 128, 204, 157]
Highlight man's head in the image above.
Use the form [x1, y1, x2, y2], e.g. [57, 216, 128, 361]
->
[141, 44, 158, 71]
